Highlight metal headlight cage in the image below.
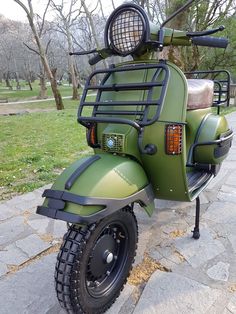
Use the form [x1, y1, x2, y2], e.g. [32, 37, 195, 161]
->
[104, 3, 150, 56]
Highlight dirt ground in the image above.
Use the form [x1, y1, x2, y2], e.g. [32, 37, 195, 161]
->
[0, 103, 54, 115]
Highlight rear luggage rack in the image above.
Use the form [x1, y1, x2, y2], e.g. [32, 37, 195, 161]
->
[185, 70, 231, 109]
[78, 62, 170, 131]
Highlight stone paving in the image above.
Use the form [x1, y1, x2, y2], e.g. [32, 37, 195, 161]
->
[0, 112, 235, 313]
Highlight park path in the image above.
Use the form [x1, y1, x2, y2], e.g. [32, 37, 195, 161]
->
[0, 112, 235, 313]
[0, 96, 72, 106]
[0, 93, 96, 115]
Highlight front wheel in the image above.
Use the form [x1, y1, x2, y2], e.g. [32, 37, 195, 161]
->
[55, 207, 138, 314]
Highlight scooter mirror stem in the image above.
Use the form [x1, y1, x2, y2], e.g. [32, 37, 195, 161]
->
[69, 49, 97, 56]
[161, 0, 196, 28]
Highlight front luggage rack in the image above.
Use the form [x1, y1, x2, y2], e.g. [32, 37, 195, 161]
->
[78, 62, 170, 132]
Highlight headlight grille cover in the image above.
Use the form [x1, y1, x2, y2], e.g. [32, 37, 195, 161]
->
[110, 9, 145, 55]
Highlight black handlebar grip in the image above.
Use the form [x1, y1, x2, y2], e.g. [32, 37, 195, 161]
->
[89, 53, 104, 65]
[192, 36, 228, 48]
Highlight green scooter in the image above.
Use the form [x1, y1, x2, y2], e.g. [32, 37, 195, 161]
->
[37, 1, 233, 313]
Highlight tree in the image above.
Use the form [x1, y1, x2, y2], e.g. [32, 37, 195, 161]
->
[50, 0, 82, 100]
[132, 0, 236, 73]
[13, 0, 64, 110]
[81, 0, 108, 68]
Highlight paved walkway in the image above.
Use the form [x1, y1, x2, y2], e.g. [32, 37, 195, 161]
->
[0, 112, 235, 314]
[0, 94, 96, 115]
[0, 96, 72, 106]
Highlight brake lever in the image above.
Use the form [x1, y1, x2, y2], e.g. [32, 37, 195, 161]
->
[187, 25, 225, 37]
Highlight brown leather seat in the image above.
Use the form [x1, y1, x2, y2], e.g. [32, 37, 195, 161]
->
[187, 79, 214, 110]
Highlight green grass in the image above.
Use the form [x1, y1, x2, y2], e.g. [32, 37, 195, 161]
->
[0, 108, 92, 200]
[0, 80, 80, 101]
[220, 106, 236, 115]
[14, 98, 82, 110]
[0, 96, 95, 114]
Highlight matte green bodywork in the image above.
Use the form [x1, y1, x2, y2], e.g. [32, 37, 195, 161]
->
[140, 61, 190, 201]
[94, 60, 190, 201]
[43, 154, 155, 217]
[186, 108, 212, 155]
[42, 59, 231, 221]
[92, 60, 230, 202]
[194, 114, 230, 164]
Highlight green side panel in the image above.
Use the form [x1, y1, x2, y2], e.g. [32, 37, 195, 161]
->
[194, 114, 230, 164]
[141, 122, 189, 201]
[186, 109, 212, 146]
[44, 154, 149, 216]
[159, 61, 188, 122]
[140, 62, 190, 201]
[186, 108, 212, 168]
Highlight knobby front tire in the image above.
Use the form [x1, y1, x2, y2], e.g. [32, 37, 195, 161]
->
[55, 207, 138, 314]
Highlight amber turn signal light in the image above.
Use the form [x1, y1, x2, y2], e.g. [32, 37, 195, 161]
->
[87, 124, 97, 147]
[165, 124, 183, 155]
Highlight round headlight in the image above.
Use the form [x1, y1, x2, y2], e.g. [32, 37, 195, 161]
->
[105, 4, 149, 56]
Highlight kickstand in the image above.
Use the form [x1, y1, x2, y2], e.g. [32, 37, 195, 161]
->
[192, 196, 200, 239]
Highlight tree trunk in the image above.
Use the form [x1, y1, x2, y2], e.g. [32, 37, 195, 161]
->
[14, 58, 21, 90]
[38, 73, 47, 99]
[5, 78, 12, 90]
[70, 57, 79, 100]
[4, 72, 12, 90]
[69, 52, 79, 100]
[50, 68, 64, 110]
[13, 0, 63, 109]
[15, 73, 21, 90]
[28, 79, 33, 91]
[39, 51, 64, 109]
[66, 30, 79, 100]
[28, 13, 64, 109]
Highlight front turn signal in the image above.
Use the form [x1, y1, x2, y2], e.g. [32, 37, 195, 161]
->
[165, 124, 183, 155]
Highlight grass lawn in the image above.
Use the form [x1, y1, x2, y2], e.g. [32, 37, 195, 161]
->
[0, 80, 81, 101]
[219, 106, 236, 115]
[0, 107, 92, 200]
[11, 98, 82, 111]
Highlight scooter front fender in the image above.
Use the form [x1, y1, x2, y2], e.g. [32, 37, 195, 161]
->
[37, 154, 155, 224]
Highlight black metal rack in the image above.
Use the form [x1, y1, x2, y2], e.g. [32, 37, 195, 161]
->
[185, 70, 231, 109]
[77, 62, 170, 132]
[186, 130, 233, 170]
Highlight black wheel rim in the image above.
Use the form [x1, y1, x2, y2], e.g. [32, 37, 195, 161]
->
[86, 221, 129, 297]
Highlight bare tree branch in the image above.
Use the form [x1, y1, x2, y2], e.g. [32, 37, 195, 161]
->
[23, 42, 40, 55]
[45, 39, 52, 55]
[38, 0, 51, 37]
